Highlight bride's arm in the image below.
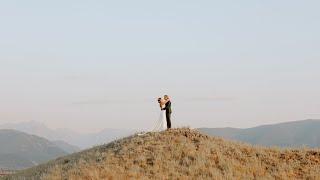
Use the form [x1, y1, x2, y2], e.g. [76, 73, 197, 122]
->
[159, 99, 164, 106]
[158, 98, 163, 109]
[160, 99, 167, 110]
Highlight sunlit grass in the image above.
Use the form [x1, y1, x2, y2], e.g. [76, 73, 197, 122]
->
[8, 128, 320, 180]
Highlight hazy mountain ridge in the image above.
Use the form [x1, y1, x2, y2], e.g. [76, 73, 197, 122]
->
[0, 129, 67, 170]
[198, 119, 320, 148]
[0, 121, 135, 149]
[52, 141, 80, 154]
[7, 128, 320, 179]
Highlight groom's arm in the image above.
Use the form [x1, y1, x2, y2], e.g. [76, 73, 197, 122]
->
[162, 101, 171, 110]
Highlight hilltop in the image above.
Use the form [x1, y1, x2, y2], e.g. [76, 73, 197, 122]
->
[7, 128, 320, 179]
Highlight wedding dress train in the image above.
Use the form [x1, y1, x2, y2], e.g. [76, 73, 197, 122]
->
[138, 105, 166, 135]
[151, 108, 166, 132]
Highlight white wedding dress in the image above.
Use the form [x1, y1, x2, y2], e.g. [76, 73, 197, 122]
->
[138, 104, 166, 135]
[151, 104, 167, 132]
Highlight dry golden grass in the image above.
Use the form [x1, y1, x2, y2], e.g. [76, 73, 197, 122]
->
[7, 128, 320, 180]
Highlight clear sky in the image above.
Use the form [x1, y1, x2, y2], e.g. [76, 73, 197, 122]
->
[0, 1, 319, 132]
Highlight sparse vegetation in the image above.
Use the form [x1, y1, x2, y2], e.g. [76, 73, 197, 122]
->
[6, 128, 320, 180]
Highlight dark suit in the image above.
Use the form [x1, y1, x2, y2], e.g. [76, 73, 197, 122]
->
[163, 101, 172, 129]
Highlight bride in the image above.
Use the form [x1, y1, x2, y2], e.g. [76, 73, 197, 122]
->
[138, 97, 167, 135]
[151, 97, 167, 132]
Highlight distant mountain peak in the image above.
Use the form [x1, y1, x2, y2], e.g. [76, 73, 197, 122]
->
[198, 119, 320, 148]
[0, 121, 136, 149]
[0, 129, 67, 170]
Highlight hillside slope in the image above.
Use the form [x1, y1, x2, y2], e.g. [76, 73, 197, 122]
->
[198, 119, 320, 148]
[7, 128, 320, 179]
[0, 129, 67, 170]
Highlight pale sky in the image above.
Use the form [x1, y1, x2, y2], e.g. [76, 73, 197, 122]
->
[0, 1, 319, 132]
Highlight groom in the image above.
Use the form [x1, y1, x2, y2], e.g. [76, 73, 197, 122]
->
[162, 95, 172, 129]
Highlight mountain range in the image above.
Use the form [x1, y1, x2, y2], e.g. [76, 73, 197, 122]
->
[0, 129, 68, 170]
[0, 121, 136, 149]
[2, 119, 320, 150]
[198, 119, 320, 148]
[1, 119, 320, 172]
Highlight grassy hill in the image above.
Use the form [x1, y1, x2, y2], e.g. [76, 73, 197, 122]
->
[6, 128, 320, 179]
[0, 129, 67, 170]
[198, 119, 320, 148]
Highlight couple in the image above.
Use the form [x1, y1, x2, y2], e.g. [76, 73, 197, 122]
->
[153, 95, 172, 131]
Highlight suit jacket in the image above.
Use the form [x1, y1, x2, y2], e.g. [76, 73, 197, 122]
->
[164, 101, 172, 114]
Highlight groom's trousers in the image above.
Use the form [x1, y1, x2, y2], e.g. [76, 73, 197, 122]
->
[166, 111, 171, 129]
